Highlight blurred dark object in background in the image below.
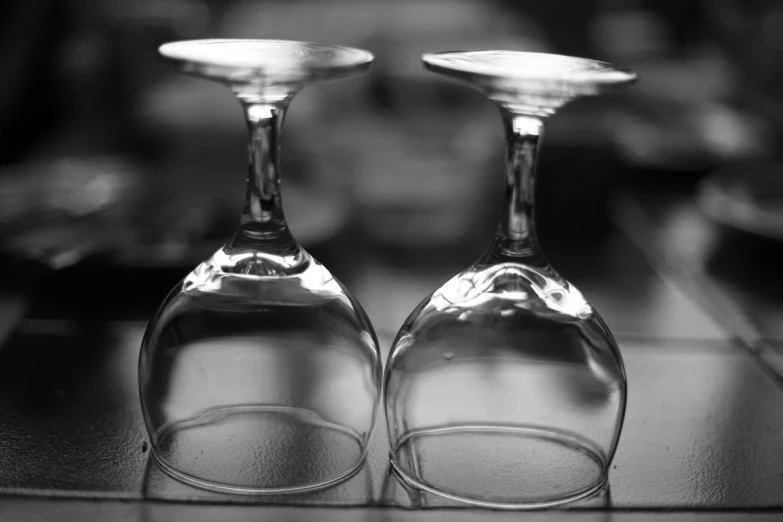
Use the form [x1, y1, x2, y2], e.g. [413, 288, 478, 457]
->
[0, 0, 213, 269]
[698, 161, 783, 243]
[0, 157, 142, 269]
[0, 0, 65, 166]
[595, 0, 771, 172]
[694, 1, 783, 249]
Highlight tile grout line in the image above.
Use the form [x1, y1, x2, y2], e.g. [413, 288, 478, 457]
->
[610, 193, 783, 390]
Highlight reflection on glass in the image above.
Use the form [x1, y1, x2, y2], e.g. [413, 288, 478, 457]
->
[385, 51, 635, 509]
[138, 39, 382, 495]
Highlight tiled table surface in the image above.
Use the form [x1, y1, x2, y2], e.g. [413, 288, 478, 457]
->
[1, 193, 782, 520]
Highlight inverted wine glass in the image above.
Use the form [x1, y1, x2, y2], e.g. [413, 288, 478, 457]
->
[138, 39, 381, 495]
[385, 51, 636, 509]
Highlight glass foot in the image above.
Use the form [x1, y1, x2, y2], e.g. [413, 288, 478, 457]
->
[152, 404, 367, 495]
[159, 39, 373, 86]
[391, 424, 608, 509]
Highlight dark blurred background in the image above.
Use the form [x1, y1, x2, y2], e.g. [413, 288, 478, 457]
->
[1, 0, 783, 339]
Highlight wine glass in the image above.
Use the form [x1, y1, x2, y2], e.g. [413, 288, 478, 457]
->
[138, 40, 381, 495]
[384, 51, 636, 509]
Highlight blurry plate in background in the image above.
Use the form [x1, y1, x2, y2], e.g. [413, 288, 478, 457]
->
[0, 156, 349, 270]
[0, 157, 143, 270]
[697, 162, 783, 241]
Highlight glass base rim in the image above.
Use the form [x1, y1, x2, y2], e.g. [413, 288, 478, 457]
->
[148, 404, 369, 496]
[389, 423, 610, 510]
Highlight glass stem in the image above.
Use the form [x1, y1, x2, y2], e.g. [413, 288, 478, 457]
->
[229, 100, 297, 252]
[489, 110, 546, 261]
